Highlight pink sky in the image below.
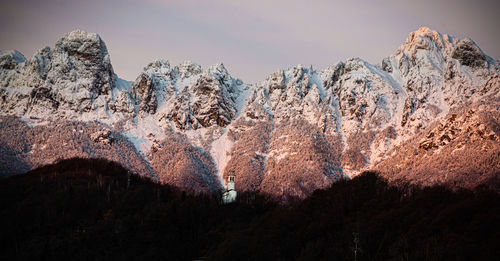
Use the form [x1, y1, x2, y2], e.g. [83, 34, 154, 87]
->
[1, 0, 499, 83]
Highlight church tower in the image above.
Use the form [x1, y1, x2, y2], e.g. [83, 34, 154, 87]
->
[222, 171, 237, 204]
[227, 172, 235, 190]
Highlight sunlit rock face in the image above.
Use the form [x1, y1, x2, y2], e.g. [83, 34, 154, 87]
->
[169, 63, 238, 130]
[388, 27, 497, 133]
[130, 60, 240, 130]
[374, 100, 500, 190]
[0, 30, 135, 120]
[148, 131, 222, 194]
[0, 116, 153, 179]
[0, 27, 499, 198]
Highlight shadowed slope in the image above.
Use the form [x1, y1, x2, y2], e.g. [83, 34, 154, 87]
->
[1, 159, 498, 260]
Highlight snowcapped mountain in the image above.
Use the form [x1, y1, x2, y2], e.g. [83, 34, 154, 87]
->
[1, 27, 498, 199]
[374, 100, 500, 189]
[0, 30, 135, 121]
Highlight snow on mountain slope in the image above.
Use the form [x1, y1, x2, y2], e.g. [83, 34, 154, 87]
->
[0, 116, 153, 179]
[374, 99, 500, 190]
[0, 27, 498, 197]
[210, 128, 234, 186]
[0, 30, 135, 122]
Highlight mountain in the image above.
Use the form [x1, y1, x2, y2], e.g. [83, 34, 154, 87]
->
[0, 31, 134, 120]
[0, 27, 499, 199]
[0, 116, 153, 178]
[374, 100, 500, 189]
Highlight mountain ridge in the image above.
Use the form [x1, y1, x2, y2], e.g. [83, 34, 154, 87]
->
[1, 27, 498, 199]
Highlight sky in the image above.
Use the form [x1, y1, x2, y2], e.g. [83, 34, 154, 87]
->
[1, 0, 499, 83]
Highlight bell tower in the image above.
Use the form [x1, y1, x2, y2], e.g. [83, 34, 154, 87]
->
[222, 171, 237, 204]
[227, 171, 235, 190]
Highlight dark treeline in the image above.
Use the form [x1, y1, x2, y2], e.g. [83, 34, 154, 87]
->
[0, 158, 498, 261]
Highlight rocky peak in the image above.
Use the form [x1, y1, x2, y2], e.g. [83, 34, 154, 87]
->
[131, 60, 240, 129]
[206, 63, 234, 89]
[243, 64, 339, 132]
[143, 60, 174, 76]
[0, 50, 26, 70]
[451, 38, 489, 68]
[49, 30, 115, 95]
[335, 58, 403, 132]
[159, 62, 239, 130]
[175, 60, 202, 80]
[265, 65, 312, 118]
[0, 30, 133, 119]
[397, 27, 454, 57]
[0, 50, 26, 88]
[0, 28, 498, 198]
[187, 63, 236, 128]
[378, 27, 499, 136]
[132, 59, 175, 114]
[394, 27, 494, 75]
[267, 69, 286, 95]
[321, 62, 345, 89]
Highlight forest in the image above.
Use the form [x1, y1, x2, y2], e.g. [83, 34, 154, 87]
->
[0, 157, 499, 261]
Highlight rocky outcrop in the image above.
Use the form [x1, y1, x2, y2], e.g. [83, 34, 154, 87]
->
[130, 60, 241, 130]
[374, 101, 500, 190]
[0, 30, 134, 120]
[90, 129, 114, 145]
[0, 27, 499, 198]
[382, 27, 497, 134]
[131, 60, 176, 114]
[452, 39, 488, 68]
[165, 63, 238, 130]
[48, 30, 115, 96]
[0, 50, 25, 70]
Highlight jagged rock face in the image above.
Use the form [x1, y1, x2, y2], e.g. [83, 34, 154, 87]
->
[322, 62, 345, 89]
[0, 50, 25, 70]
[374, 101, 500, 190]
[1, 27, 499, 199]
[132, 72, 158, 114]
[452, 39, 488, 68]
[382, 27, 498, 135]
[175, 60, 202, 79]
[0, 51, 29, 115]
[266, 65, 321, 123]
[163, 63, 238, 130]
[334, 58, 404, 134]
[190, 65, 236, 128]
[0, 51, 27, 96]
[48, 30, 115, 96]
[244, 65, 340, 135]
[130, 59, 179, 119]
[480, 74, 500, 98]
[0, 30, 134, 120]
[130, 60, 239, 130]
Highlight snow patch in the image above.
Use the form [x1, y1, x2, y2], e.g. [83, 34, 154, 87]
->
[210, 128, 234, 187]
[123, 115, 166, 156]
